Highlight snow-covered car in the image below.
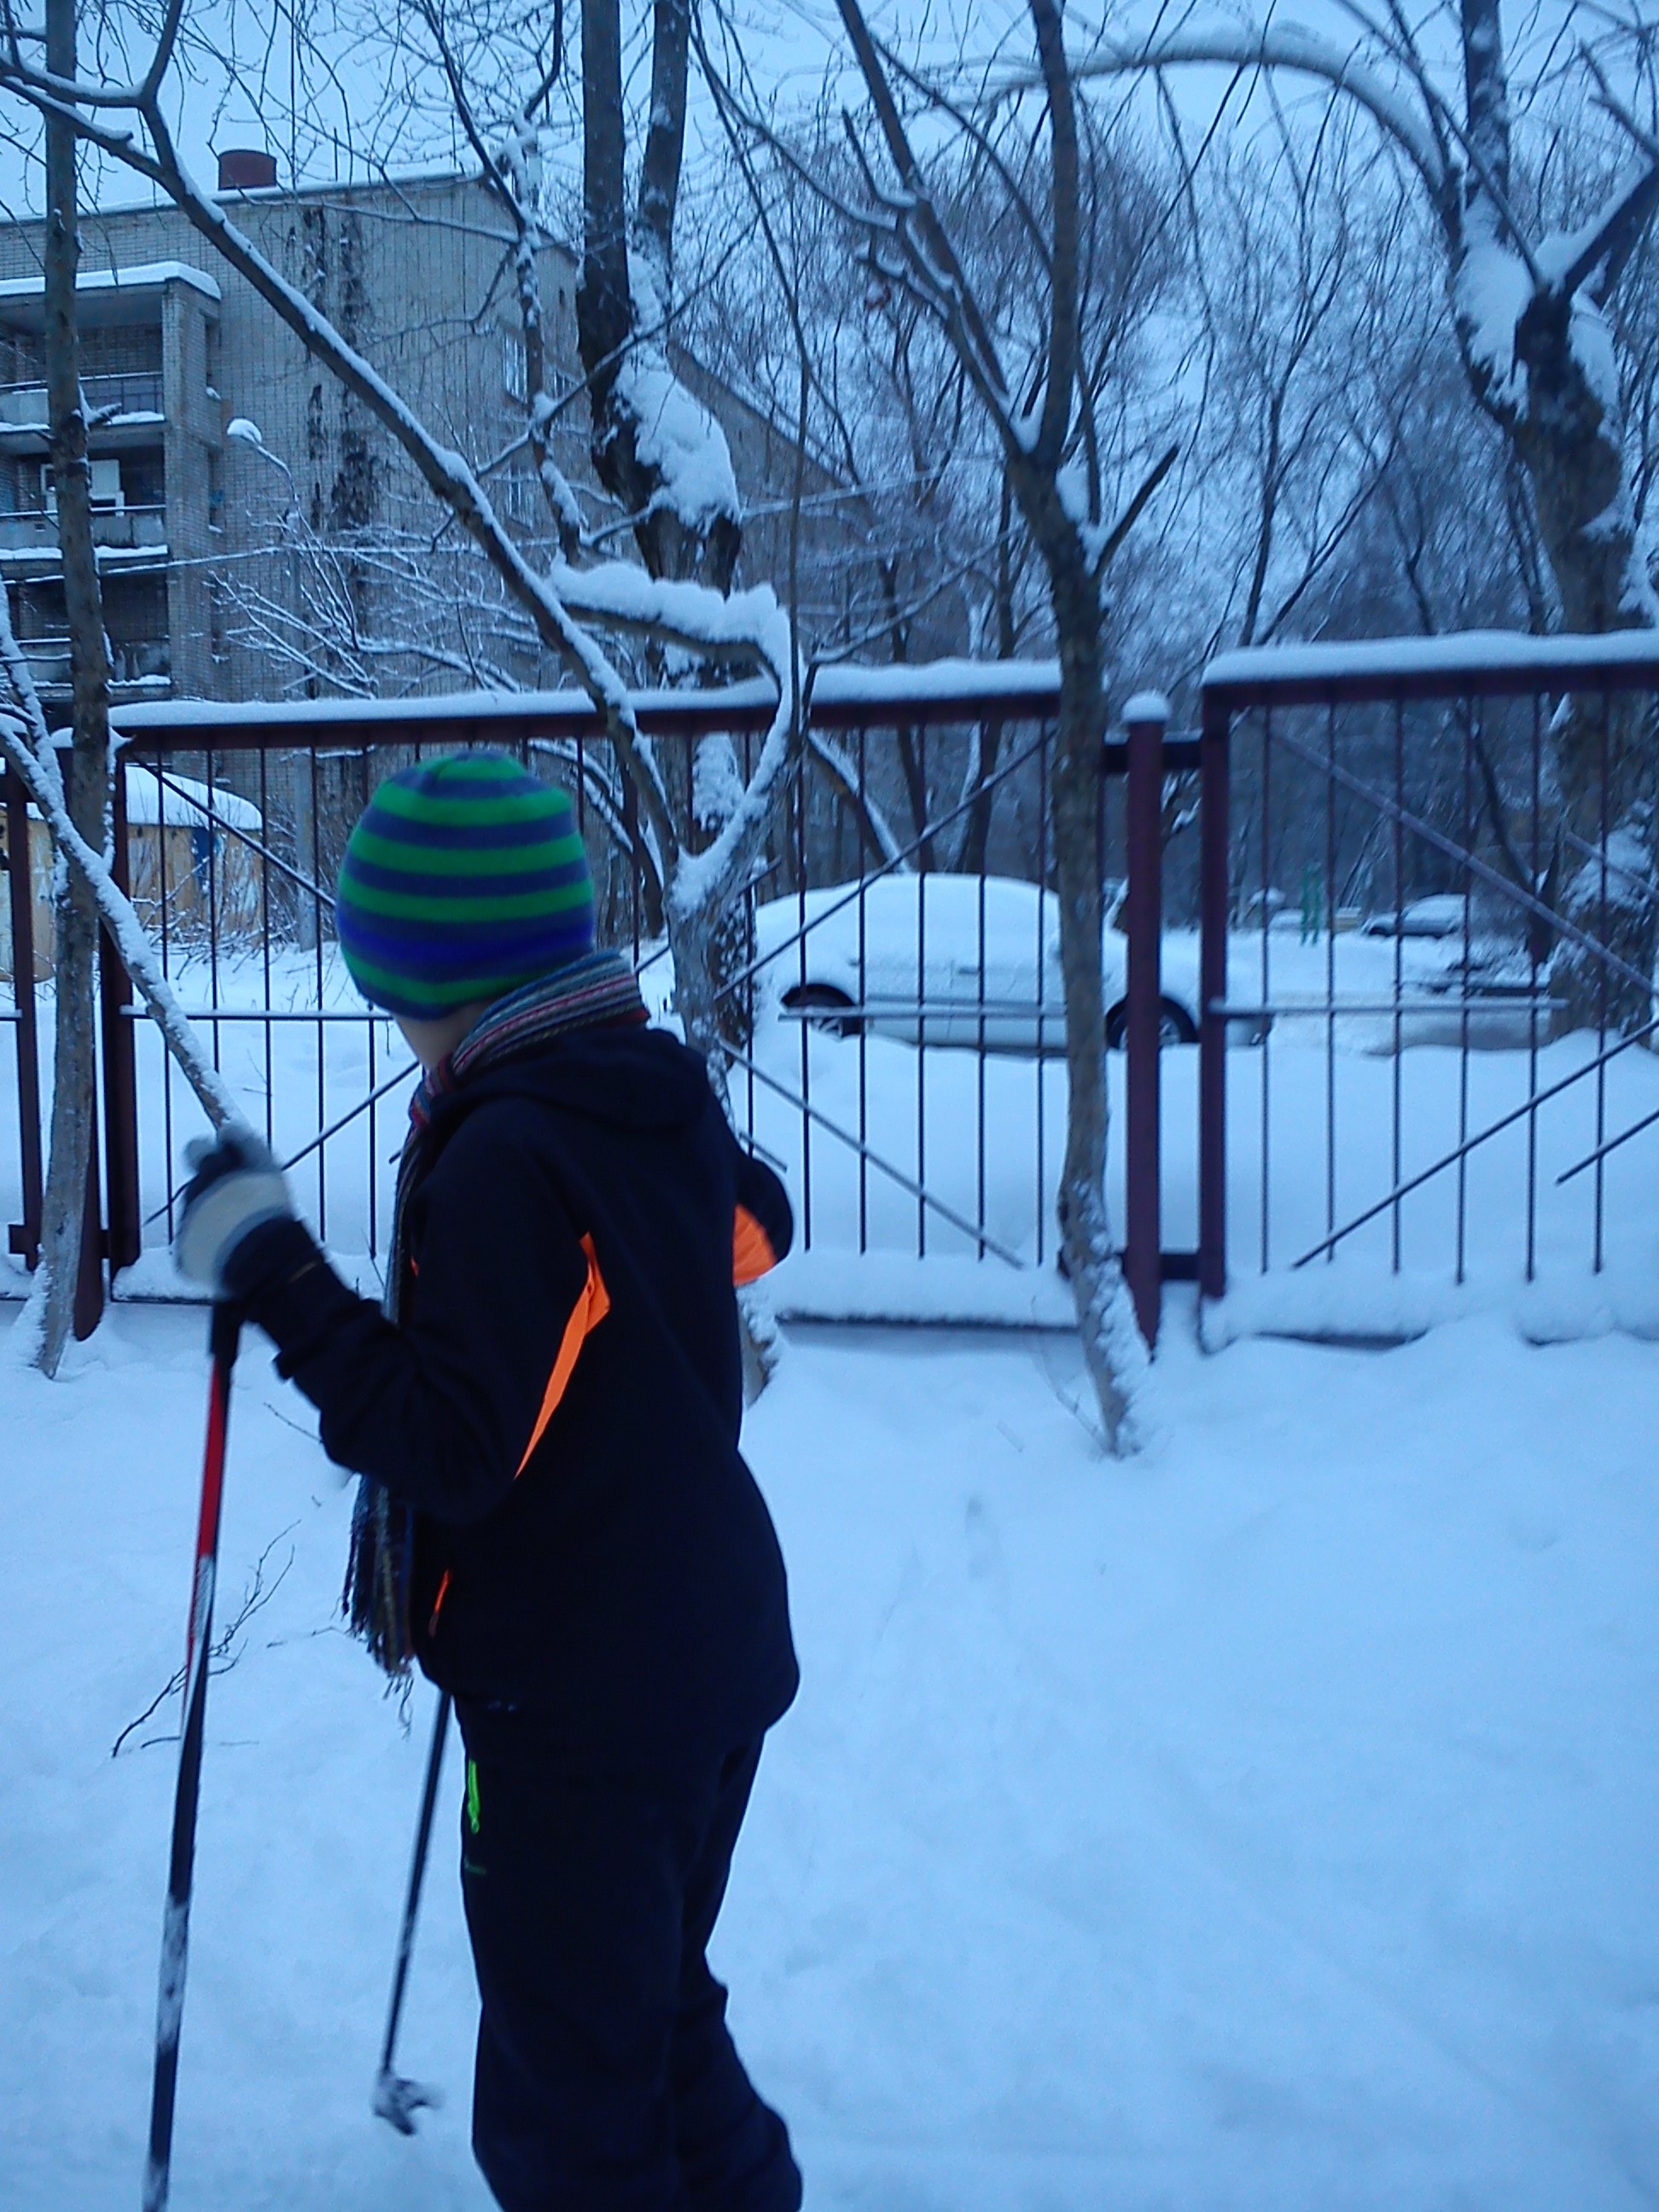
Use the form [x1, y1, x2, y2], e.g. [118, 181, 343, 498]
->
[1354, 894, 1539, 1006]
[754, 873, 1246, 1052]
[1361, 894, 1470, 939]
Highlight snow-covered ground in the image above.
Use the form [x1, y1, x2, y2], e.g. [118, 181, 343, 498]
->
[5, 1298, 1659, 2209]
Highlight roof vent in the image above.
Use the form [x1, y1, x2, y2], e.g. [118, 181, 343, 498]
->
[218, 148, 277, 192]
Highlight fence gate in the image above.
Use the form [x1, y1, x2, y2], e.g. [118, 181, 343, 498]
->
[15, 640, 1650, 1348]
[1196, 633, 1659, 1334]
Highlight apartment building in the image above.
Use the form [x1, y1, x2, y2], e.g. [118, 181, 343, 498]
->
[0, 157, 838, 711]
[0, 258, 218, 700]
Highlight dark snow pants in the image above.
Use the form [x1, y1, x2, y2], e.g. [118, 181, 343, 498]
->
[454, 1702, 801, 2212]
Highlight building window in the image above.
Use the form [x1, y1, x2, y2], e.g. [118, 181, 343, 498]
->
[502, 329, 527, 401]
[80, 323, 161, 378]
[122, 450, 166, 508]
[41, 457, 123, 512]
[207, 451, 224, 531]
[501, 469, 539, 522]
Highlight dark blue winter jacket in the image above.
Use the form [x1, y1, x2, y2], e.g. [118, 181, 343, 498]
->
[227, 1025, 799, 1759]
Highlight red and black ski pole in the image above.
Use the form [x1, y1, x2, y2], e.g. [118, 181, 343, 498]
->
[142, 1299, 242, 2212]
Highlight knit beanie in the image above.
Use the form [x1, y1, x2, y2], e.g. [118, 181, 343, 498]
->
[335, 752, 596, 1019]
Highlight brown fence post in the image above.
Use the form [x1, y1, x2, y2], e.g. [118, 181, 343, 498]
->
[1122, 694, 1167, 1348]
[1198, 690, 1231, 1303]
[101, 754, 141, 1273]
[4, 765, 44, 1268]
[73, 1124, 104, 1340]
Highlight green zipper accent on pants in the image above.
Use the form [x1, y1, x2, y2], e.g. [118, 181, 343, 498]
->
[465, 1756, 481, 1837]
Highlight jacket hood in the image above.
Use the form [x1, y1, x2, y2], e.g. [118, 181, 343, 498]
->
[436, 1022, 713, 1136]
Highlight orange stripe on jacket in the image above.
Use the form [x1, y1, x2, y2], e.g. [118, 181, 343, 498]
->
[428, 1568, 452, 1635]
[515, 1234, 611, 1477]
[733, 1205, 779, 1287]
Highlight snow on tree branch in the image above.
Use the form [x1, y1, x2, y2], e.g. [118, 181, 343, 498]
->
[1053, 20, 1449, 204]
[619, 249, 742, 539]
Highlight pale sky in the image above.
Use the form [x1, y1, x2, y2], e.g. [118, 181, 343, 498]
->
[0, 1, 1622, 241]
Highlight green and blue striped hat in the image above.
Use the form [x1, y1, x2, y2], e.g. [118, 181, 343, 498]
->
[335, 753, 595, 1019]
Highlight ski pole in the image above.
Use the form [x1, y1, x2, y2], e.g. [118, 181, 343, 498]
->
[374, 1686, 452, 2134]
[142, 1299, 242, 2212]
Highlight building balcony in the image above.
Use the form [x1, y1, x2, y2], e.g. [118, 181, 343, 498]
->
[0, 505, 168, 564]
[0, 371, 165, 434]
[20, 634, 170, 690]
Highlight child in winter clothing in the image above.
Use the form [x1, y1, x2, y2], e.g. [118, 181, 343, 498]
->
[174, 754, 802, 2212]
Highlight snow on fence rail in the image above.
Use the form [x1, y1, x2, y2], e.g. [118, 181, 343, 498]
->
[3, 639, 1657, 1342]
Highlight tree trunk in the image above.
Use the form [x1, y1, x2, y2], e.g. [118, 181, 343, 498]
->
[1025, 0, 1140, 1451]
[29, 0, 113, 1375]
[1016, 465, 1138, 1447]
[1451, 0, 1659, 1034]
[1507, 290, 1656, 1033]
[575, 0, 739, 594]
[961, 474, 1016, 878]
[1047, 580, 1137, 1451]
[575, 0, 752, 1056]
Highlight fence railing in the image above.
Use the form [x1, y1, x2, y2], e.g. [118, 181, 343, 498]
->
[1, 666, 1206, 1337]
[1196, 632, 1659, 1325]
[0, 370, 165, 423]
[5, 636, 1657, 1345]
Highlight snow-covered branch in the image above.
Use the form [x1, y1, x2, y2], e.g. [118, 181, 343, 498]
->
[0, 72, 816, 944]
[1043, 20, 1449, 207]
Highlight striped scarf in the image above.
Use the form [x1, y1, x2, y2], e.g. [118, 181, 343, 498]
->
[343, 951, 648, 1675]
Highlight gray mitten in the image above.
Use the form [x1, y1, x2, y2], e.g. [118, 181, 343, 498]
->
[173, 1127, 294, 1295]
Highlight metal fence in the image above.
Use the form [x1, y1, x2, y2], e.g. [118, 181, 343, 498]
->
[1195, 633, 1659, 1327]
[1, 669, 1198, 1336]
[4, 636, 1656, 1343]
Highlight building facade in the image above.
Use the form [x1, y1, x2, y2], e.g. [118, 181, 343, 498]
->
[0, 166, 836, 711]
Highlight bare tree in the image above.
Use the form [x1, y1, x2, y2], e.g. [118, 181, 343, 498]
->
[693, 32, 1190, 902]
[0, 0, 851, 1399]
[0, 0, 810, 1086]
[714, 0, 1179, 1445]
[1063, 2, 1659, 1028]
[1179, 108, 1413, 656]
[684, 102, 1013, 862]
[23, 0, 114, 1374]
